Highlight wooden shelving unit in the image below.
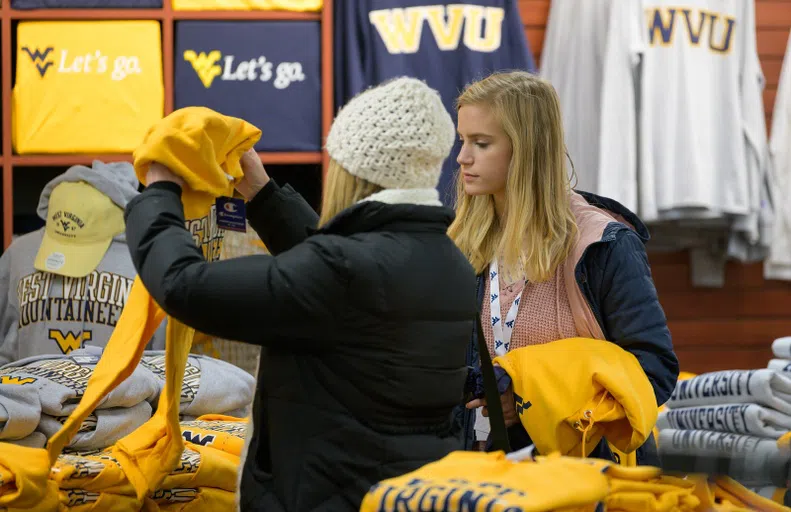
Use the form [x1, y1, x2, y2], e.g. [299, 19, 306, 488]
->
[0, 1, 334, 249]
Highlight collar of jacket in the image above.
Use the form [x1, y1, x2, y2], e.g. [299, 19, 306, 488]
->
[309, 188, 455, 236]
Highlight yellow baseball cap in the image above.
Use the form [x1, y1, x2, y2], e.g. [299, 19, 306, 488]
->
[34, 181, 126, 277]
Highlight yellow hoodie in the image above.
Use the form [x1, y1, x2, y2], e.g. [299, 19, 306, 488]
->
[46, 106, 261, 501]
[493, 337, 658, 458]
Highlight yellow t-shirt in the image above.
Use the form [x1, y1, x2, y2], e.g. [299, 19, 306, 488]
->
[172, 0, 321, 11]
[50, 449, 133, 495]
[152, 487, 235, 511]
[360, 451, 611, 512]
[179, 415, 249, 457]
[13, 21, 164, 154]
[155, 442, 239, 492]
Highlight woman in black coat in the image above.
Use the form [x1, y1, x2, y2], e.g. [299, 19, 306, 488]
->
[124, 77, 478, 512]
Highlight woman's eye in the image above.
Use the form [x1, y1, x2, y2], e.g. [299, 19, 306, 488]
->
[476, 142, 489, 149]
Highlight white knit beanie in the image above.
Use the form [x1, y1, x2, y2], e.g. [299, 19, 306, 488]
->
[325, 77, 455, 189]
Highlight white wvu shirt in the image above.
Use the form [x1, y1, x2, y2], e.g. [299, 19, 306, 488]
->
[765, 32, 791, 281]
[598, 0, 768, 227]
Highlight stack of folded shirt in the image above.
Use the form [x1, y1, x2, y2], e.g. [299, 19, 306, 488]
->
[178, 414, 248, 457]
[0, 347, 256, 452]
[48, 415, 250, 511]
[0, 347, 160, 450]
[148, 441, 239, 511]
[656, 368, 791, 488]
[140, 351, 256, 420]
[359, 450, 786, 512]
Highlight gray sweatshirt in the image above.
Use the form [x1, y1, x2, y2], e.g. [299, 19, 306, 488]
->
[0, 161, 166, 365]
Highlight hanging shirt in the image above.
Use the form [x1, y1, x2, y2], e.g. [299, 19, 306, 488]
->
[333, 0, 536, 205]
[765, 32, 791, 281]
[540, 0, 615, 195]
[599, 0, 769, 227]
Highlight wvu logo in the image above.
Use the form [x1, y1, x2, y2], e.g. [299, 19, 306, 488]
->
[182, 430, 216, 446]
[0, 375, 37, 386]
[514, 392, 532, 416]
[49, 329, 92, 355]
[183, 50, 222, 88]
[647, 7, 735, 53]
[22, 46, 54, 77]
[369, 5, 505, 55]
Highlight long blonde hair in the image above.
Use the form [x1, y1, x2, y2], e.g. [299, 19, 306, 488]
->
[318, 159, 384, 226]
[447, 71, 578, 282]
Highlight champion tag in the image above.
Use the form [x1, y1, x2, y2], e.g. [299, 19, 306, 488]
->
[215, 196, 247, 232]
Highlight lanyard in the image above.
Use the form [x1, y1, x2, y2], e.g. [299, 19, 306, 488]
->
[489, 259, 525, 356]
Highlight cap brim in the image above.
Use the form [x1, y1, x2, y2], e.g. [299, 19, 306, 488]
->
[34, 232, 112, 278]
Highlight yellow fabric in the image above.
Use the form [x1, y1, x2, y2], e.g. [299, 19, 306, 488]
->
[154, 487, 235, 511]
[493, 337, 658, 458]
[12, 21, 163, 154]
[359, 451, 611, 512]
[771, 488, 788, 505]
[155, 443, 239, 492]
[711, 477, 790, 512]
[132, 106, 261, 223]
[34, 181, 126, 278]
[179, 415, 248, 457]
[45, 107, 260, 502]
[50, 450, 133, 495]
[608, 443, 638, 467]
[777, 430, 791, 450]
[57, 489, 143, 511]
[172, 0, 321, 11]
[0, 444, 56, 510]
[2, 480, 60, 512]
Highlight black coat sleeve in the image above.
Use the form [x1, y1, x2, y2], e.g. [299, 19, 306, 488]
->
[245, 180, 320, 255]
[591, 229, 680, 406]
[124, 182, 348, 346]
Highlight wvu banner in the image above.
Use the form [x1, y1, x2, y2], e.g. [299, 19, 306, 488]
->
[175, 21, 321, 152]
[13, 21, 164, 154]
[172, 0, 321, 11]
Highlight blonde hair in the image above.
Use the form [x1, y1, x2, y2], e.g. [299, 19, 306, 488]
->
[447, 71, 578, 282]
[318, 159, 384, 226]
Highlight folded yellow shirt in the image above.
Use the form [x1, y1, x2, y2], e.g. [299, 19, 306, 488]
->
[13, 21, 164, 154]
[179, 415, 248, 457]
[0, 443, 56, 510]
[711, 476, 789, 512]
[57, 489, 143, 512]
[172, 0, 321, 11]
[152, 487, 236, 511]
[155, 442, 239, 493]
[493, 337, 658, 458]
[360, 451, 610, 512]
[51, 449, 133, 495]
[46, 106, 261, 502]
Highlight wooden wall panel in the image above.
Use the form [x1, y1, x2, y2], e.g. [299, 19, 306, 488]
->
[520, 0, 791, 374]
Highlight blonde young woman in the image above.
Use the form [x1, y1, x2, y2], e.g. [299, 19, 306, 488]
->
[124, 77, 478, 512]
[451, 71, 679, 465]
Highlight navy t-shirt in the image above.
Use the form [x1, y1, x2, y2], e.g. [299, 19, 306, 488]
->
[334, 1, 536, 205]
[175, 20, 322, 152]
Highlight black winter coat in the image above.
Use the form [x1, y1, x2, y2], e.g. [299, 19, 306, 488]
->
[124, 181, 478, 512]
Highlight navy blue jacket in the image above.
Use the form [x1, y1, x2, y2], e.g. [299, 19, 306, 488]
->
[457, 191, 679, 466]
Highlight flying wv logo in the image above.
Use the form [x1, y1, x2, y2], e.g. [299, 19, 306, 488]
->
[22, 46, 54, 77]
[183, 50, 222, 88]
[514, 392, 532, 416]
[182, 430, 216, 447]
